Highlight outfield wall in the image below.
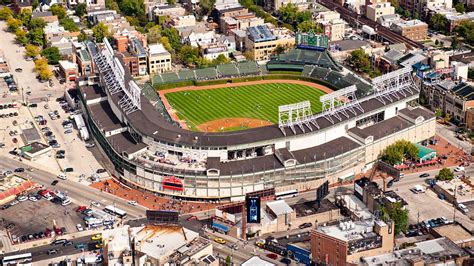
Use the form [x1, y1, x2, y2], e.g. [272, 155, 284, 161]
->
[153, 74, 339, 91]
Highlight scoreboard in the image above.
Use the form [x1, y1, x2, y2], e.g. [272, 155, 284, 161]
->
[296, 30, 329, 51]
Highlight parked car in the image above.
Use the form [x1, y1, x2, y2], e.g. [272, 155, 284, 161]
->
[91, 234, 102, 241]
[127, 200, 137, 206]
[419, 173, 430, 178]
[57, 174, 67, 180]
[454, 166, 465, 172]
[213, 238, 226, 244]
[298, 223, 312, 229]
[85, 142, 95, 148]
[76, 224, 84, 231]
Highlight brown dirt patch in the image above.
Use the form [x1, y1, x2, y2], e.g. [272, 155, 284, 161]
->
[197, 117, 273, 132]
[158, 79, 333, 130]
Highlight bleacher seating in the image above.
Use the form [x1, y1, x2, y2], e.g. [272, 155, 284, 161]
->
[179, 69, 196, 80]
[195, 67, 218, 80]
[217, 63, 239, 77]
[161, 72, 180, 83]
[238, 61, 261, 75]
[268, 48, 341, 71]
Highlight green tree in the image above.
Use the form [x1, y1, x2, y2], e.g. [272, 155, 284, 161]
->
[380, 202, 408, 235]
[380, 140, 419, 165]
[7, 17, 22, 32]
[167, 0, 176, 4]
[413, 12, 419, 19]
[455, 3, 465, 13]
[275, 45, 286, 55]
[41, 47, 61, 64]
[159, 36, 173, 53]
[0, 7, 13, 20]
[345, 49, 371, 73]
[78, 31, 89, 42]
[27, 27, 45, 46]
[198, 0, 216, 16]
[29, 17, 46, 30]
[444, 112, 451, 123]
[390, 0, 399, 9]
[403, 9, 411, 18]
[430, 14, 448, 32]
[212, 54, 230, 65]
[279, 3, 298, 24]
[119, 0, 145, 17]
[178, 45, 200, 66]
[225, 255, 232, 266]
[60, 18, 79, 32]
[15, 29, 28, 45]
[75, 3, 87, 17]
[451, 35, 459, 50]
[435, 108, 442, 117]
[92, 22, 110, 42]
[244, 51, 253, 61]
[106, 0, 121, 13]
[31, 0, 39, 9]
[455, 21, 474, 46]
[161, 28, 180, 51]
[50, 4, 67, 20]
[147, 25, 162, 44]
[16, 9, 31, 26]
[25, 44, 40, 58]
[436, 168, 454, 181]
[297, 20, 323, 33]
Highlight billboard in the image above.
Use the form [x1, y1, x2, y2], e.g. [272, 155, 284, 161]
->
[146, 210, 179, 225]
[295, 30, 329, 50]
[316, 181, 329, 202]
[215, 209, 236, 223]
[246, 196, 261, 223]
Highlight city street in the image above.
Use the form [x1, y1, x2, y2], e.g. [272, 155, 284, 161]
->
[436, 123, 472, 153]
[0, 156, 147, 219]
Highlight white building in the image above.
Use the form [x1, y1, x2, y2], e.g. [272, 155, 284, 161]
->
[316, 12, 346, 41]
[186, 31, 217, 47]
[366, 2, 395, 22]
[147, 43, 171, 74]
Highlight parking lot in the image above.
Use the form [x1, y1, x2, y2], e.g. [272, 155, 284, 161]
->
[28, 97, 104, 181]
[395, 181, 474, 231]
[2, 196, 84, 245]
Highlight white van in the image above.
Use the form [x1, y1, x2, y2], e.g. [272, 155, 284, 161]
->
[458, 203, 469, 214]
[413, 185, 425, 193]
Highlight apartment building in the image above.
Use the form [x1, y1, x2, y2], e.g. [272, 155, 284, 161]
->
[129, 38, 148, 76]
[168, 15, 196, 28]
[264, 0, 309, 11]
[116, 52, 139, 77]
[311, 218, 394, 265]
[316, 12, 346, 41]
[220, 13, 264, 34]
[245, 24, 295, 61]
[366, 2, 395, 22]
[390, 19, 428, 41]
[147, 43, 171, 74]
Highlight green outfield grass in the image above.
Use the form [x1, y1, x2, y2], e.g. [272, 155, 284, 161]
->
[165, 83, 327, 130]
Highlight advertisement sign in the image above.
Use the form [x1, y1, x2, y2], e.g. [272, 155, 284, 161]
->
[215, 209, 236, 223]
[246, 196, 261, 224]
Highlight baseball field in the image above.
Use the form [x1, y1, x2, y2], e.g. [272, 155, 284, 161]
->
[161, 81, 331, 132]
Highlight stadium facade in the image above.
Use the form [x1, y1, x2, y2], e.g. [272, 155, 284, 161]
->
[78, 41, 435, 200]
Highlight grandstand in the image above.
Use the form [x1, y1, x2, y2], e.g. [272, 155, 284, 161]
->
[141, 83, 179, 126]
[267, 48, 342, 71]
[305, 66, 372, 97]
[179, 69, 196, 80]
[239, 61, 261, 76]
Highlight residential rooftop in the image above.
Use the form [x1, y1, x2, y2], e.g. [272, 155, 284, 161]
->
[393, 19, 427, 28]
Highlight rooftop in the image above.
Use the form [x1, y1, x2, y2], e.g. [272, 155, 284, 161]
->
[348, 115, 413, 141]
[89, 101, 125, 131]
[432, 223, 474, 244]
[132, 225, 200, 260]
[248, 25, 276, 43]
[20, 141, 50, 154]
[21, 127, 41, 144]
[59, 60, 77, 70]
[266, 200, 293, 216]
[241, 256, 275, 266]
[148, 43, 170, 56]
[316, 219, 384, 242]
[393, 19, 427, 28]
[435, 179, 472, 203]
[362, 237, 470, 265]
[81, 84, 107, 101]
[451, 82, 474, 101]
[292, 198, 339, 218]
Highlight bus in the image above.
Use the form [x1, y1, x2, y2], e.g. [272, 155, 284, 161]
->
[2, 253, 32, 265]
[275, 189, 299, 200]
[103, 205, 127, 219]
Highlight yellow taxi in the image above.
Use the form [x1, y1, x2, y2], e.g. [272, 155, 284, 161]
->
[91, 234, 102, 241]
[213, 238, 226, 244]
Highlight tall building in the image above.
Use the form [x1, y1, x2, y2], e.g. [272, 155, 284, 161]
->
[245, 24, 295, 61]
[366, 2, 395, 22]
[147, 43, 172, 74]
[311, 219, 394, 265]
[390, 19, 428, 41]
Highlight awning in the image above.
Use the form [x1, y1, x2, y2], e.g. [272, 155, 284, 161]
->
[415, 143, 437, 162]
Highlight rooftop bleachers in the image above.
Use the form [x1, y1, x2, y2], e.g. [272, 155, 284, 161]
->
[161, 72, 180, 83]
[238, 61, 261, 75]
[195, 67, 218, 80]
[268, 48, 341, 71]
[179, 69, 196, 80]
[217, 63, 239, 77]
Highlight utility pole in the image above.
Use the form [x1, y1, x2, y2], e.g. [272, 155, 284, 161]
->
[453, 184, 457, 222]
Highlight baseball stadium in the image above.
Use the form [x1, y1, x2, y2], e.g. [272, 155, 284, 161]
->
[78, 35, 435, 200]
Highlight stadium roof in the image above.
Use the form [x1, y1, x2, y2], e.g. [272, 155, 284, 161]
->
[248, 25, 276, 43]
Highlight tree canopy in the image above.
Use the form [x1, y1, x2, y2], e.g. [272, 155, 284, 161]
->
[380, 202, 408, 235]
[25, 44, 40, 58]
[455, 21, 474, 46]
[436, 168, 454, 181]
[75, 3, 87, 17]
[6, 17, 22, 32]
[34, 58, 53, 80]
[41, 47, 61, 65]
[60, 18, 79, 32]
[92, 22, 110, 42]
[16, 9, 32, 26]
[455, 3, 465, 13]
[29, 18, 47, 30]
[297, 20, 323, 33]
[278, 4, 314, 30]
[50, 4, 67, 20]
[147, 25, 162, 44]
[345, 49, 371, 72]
[0, 7, 13, 20]
[430, 14, 448, 32]
[15, 29, 28, 45]
[27, 27, 45, 46]
[380, 140, 419, 165]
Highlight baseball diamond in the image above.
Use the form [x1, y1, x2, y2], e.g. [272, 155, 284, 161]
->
[162, 82, 329, 131]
